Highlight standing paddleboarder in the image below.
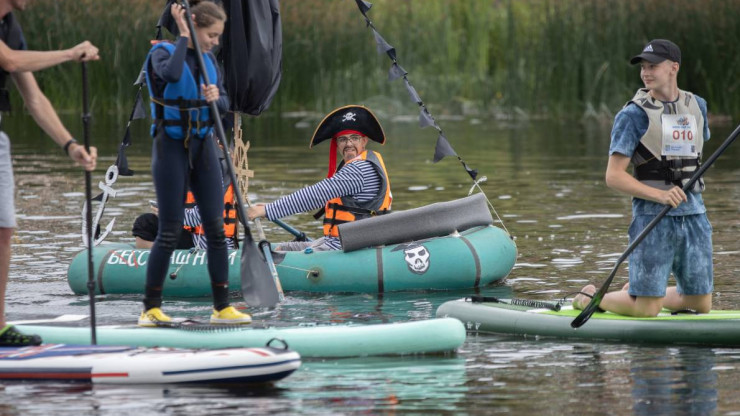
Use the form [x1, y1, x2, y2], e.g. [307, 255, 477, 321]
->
[573, 40, 713, 317]
[140, 0, 251, 326]
[0, 0, 99, 346]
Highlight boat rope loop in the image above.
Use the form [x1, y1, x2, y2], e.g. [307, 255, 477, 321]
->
[275, 264, 320, 279]
[467, 176, 509, 236]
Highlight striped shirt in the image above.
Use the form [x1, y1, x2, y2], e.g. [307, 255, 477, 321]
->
[183, 206, 238, 249]
[265, 160, 381, 249]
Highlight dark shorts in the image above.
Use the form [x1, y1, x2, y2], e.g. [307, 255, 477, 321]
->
[627, 214, 713, 297]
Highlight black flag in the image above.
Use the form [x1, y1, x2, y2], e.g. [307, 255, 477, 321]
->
[219, 0, 283, 115]
[433, 133, 457, 163]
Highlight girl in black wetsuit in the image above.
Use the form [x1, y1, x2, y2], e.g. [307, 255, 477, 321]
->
[140, 1, 250, 326]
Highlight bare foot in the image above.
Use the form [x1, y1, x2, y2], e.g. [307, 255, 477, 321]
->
[572, 284, 596, 310]
[621, 282, 630, 291]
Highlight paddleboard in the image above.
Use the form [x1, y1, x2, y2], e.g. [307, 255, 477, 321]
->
[0, 343, 300, 384]
[16, 318, 466, 358]
[436, 298, 740, 346]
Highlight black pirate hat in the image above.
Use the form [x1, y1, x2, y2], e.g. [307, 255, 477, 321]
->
[309, 105, 386, 148]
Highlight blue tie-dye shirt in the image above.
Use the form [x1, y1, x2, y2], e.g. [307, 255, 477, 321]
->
[608, 95, 710, 217]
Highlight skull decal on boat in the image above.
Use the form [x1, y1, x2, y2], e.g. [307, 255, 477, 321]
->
[402, 243, 430, 275]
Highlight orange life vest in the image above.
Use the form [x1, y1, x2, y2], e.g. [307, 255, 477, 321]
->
[183, 183, 238, 242]
[323, 150, 392, 237]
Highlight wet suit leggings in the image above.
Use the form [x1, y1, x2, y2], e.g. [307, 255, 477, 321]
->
[144, 130, 230, 311]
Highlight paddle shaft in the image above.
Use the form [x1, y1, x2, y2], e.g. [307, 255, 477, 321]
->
[180, 1, 251, 241]
[273, 218, 312, 241]
[81, 61, 97, 344]
[571, 122, 740, 328]
[182, 0, 280, 307]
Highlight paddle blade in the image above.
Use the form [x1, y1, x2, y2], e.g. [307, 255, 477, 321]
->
[570, 294, 604, 328]
[240, 240, 280, 308]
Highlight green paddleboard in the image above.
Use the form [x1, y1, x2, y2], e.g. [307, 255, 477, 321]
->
[436, 299, 740, 346]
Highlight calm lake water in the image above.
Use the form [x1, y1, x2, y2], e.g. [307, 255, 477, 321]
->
[2, 111, 740, 415]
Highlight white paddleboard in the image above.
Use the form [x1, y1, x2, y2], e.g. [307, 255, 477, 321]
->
[0, 343, 300, 384]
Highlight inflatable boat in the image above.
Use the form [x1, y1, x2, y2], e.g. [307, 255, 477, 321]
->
[67, 194, 517, 296]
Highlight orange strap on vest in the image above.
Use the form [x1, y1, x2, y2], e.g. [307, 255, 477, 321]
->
[322, 151, 392, 237]
[183, 184, 237, 239]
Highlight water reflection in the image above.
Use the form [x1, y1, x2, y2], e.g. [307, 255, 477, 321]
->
[630, 348, 717, 416]
[4, 114, 740, 414]
[460, 339, 733, 415]
[284, 356, 467, 413]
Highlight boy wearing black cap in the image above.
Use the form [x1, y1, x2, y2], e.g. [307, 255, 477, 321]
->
[573, 39, 713, 317]
[247, 105, 392, 251]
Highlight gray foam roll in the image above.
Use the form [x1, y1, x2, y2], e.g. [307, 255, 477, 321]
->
[338, 193, 493, 252]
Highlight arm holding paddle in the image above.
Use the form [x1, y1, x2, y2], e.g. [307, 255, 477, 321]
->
[0, 39, 98, 73]
[605, 153, 686, 208]
[10, 71, 96, 170]
[246, 205, 311, 242]
[247, 204, 266, 220]
[0, 41, 99, 170]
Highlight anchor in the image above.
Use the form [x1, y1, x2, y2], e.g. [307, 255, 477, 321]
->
[82, 164, 119, 246]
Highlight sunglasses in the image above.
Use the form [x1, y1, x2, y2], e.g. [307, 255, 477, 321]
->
[336, 135, 364, 144]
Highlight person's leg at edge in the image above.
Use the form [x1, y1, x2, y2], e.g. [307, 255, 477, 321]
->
[0, 139, 42, 343]
[0, 132, 14, 328]
[0, 227, 11, 327]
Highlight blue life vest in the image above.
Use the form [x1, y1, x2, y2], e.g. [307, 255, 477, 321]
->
[144, 42, 218, 140]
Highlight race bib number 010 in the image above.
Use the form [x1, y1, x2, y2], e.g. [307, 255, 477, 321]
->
[661, 114, 698, 157]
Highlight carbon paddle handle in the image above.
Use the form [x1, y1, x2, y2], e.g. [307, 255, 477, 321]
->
[571, 122, 740, 328]
[81, 61, 97, 344]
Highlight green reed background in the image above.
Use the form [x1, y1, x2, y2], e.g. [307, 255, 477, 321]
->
[12, 0, 740, 121]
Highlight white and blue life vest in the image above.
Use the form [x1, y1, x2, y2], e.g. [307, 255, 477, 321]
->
[629, 88, 705, 192]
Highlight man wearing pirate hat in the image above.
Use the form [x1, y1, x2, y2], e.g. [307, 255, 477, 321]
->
[247, 105, 392, 251]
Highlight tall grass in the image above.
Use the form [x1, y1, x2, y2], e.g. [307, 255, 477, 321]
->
[14, 0, 161, 117]
[12, 0, 740, 121]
